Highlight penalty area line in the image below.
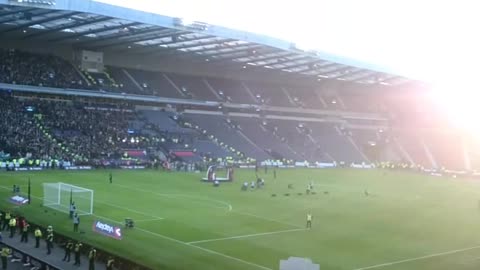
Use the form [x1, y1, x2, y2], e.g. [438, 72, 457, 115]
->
[134, 218, 164, 222]
[93, 213, 273, 270]
[352, 245, 480, 270]
[0, 186, 269, 269]
[0, 185, 164, 221]
[187, 228, 307, 244]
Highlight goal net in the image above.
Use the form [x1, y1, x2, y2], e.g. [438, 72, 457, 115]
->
[43, 183, 94, 216]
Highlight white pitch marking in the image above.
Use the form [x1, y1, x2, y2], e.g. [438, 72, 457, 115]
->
[232, 210, 304, 229]
[187, 228, 307, 244]
[92, 182, 300, 229]
[0, 186, 271, 270]
[134, 218, 164, 222]
[0, 185, 164, 220]
[94, 198, 164, 220]
[113, 183, 234, 211]
[93, 214, 272, 270]
[352, 245, 480, 270]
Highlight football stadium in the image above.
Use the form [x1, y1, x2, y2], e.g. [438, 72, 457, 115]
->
[0, 0, 479, 270]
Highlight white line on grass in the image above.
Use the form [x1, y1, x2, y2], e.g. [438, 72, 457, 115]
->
[232, 210, 304, 229]
[0, 185, 164, 221]
[93, 213, 273, 270]
[114, 183, 302, 229]
[0, 185, 270, 269]
[94, 199, 164, 220]
[134, 218, 164, 222]
[352, 245, 480, 270]
[113, 183, 234, 211]
[187, 228, 307, 244]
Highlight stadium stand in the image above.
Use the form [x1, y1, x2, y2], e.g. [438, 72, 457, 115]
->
[206, 78, 254, 104]
[246, 81, 293, 107]
[1, 86, 471, 169]
[395, 131, 432, 168]
[231, 117, 301, 160]
[423, 131, 465, 170]
[167, 73, 219, 101]
[185, 114, 271, 160]
[0, 49, 86, 89]
[125, 69, 185, 98]
[106, 66, 143, 94]
[1, 2, 467, 270]
[0, 93, 67, 160]
[308, 122, 367, 164]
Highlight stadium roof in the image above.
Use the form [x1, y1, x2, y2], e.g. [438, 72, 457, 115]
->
[0, 0, 415, 86]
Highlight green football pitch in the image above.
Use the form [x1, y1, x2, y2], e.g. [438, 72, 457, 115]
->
[1, 168, 480, 270]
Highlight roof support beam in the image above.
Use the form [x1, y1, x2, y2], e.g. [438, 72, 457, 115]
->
[48, 22, 141, 42]
[278, 59, 327, 70]
[21, 16, 111, 39]
[257, 55, 310, 67]
[87, 29, 186, 50]
[106, 32, 213, 52]
[135, 38, 234, 56]
[237, 52, 299, 64]
[183, 46, 275, 64]
[199, 44, 264, 57]
[0, 9, 56, 25]
[187, 48, 284, 66]
[0, 11, 81, 35]
[337, 69, 374, 80]
[73, 26, 166, 46]
[322, 66, 358, 77]
[0, 7, 36, 17]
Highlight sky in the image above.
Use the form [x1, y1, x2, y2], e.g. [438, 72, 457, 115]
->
[96, 0, 480, 84]
[94, 0, 480, 131]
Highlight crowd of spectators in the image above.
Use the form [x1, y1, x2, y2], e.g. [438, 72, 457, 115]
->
[37, 101, 137, 161]
[0, 93, 67, 161]
[0, 94, 225, 167]
[0, 49, 85, 89]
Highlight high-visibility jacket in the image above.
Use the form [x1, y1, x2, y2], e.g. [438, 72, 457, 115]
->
[1, 248, 10, 257]
[88, 249, 96, 260]
[34, 229, 42, 237]
[74, 243, 82, 252]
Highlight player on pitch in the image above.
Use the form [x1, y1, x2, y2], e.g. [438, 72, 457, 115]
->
[306, 213, 312, 229]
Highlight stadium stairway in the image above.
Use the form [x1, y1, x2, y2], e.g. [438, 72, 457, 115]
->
[1, 234, 105, 270]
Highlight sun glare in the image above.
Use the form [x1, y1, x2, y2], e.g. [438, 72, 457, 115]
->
[430, 80, 480, 135]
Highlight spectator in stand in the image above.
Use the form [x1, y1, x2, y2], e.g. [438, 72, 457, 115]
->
[0, 49, 85, 89]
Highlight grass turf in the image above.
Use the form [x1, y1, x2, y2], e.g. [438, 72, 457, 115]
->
[0, 168, 480, 270]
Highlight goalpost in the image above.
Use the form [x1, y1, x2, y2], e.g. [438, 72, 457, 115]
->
[43, 183, 94, 216]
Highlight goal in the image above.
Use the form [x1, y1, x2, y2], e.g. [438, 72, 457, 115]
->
[43, 183, 94, 216]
